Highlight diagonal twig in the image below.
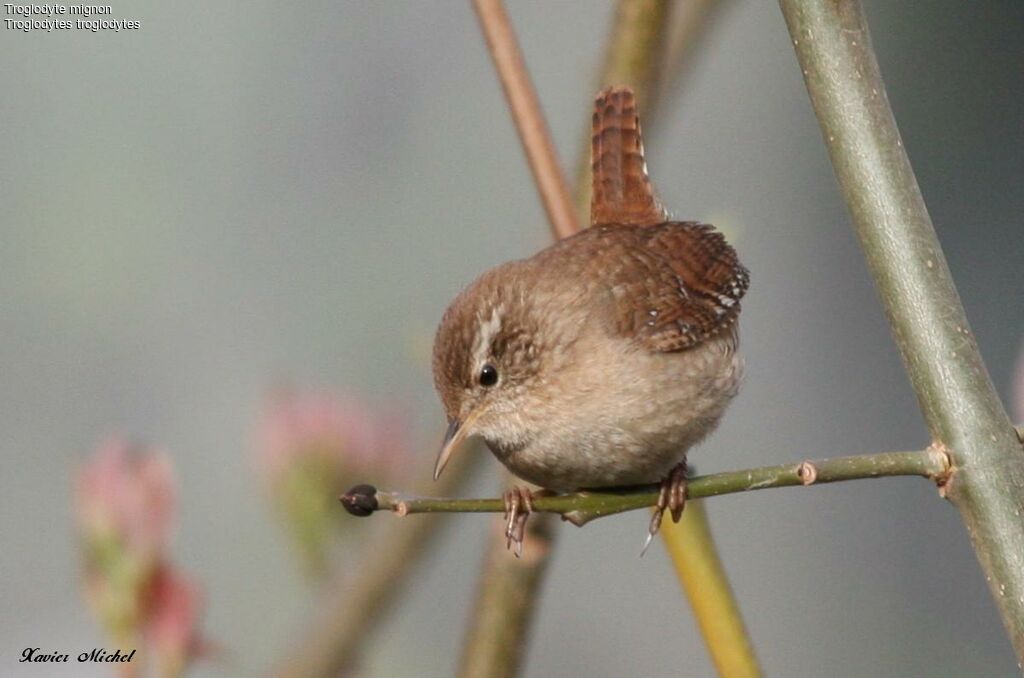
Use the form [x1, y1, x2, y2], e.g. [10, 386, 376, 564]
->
[268, 453, 481, 678]
[473, 0, 580, 240]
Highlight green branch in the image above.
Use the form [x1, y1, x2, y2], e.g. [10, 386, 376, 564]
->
[342, 448, 952, 524]
[778, 0, 1024, 663]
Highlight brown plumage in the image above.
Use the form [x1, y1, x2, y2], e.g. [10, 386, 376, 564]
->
[432, 86, 748, 552]
[590, 86, 665, 226]
[534, 221, 748, 352]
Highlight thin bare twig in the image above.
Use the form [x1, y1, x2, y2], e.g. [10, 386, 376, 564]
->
[342, 448, 952, 523]
[456, 1, 586, 674]
[473, 0, 580, 240]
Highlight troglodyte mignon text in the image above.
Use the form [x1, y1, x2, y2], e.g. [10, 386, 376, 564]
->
[432, 86, 749, 554]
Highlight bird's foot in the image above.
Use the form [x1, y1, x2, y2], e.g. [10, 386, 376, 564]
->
[503, 486, 546, 558]
[642, 463, 688, 555]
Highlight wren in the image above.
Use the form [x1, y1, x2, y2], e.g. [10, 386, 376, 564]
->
[432, 87, 749, 554]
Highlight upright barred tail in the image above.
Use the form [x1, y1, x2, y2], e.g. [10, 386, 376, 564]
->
[590, 86, 666, 228]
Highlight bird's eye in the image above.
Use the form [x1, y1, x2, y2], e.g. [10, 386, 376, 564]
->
[479, 363, 498, 387]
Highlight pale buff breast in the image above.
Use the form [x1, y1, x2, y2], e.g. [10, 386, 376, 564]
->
[491, 327, 742, 490]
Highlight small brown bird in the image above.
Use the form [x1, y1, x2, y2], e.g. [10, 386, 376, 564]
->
[432, 86, 749, 553]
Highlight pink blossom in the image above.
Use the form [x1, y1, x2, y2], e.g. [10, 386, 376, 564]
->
[254, 389, 411, 573]
[76, 439, 209, 674]
[256, 389, 409, 483]
[147, 565, 207, 675]
[76, 437, 175, 562]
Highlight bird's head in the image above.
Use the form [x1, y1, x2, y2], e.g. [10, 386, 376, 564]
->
[430, 263, 547, 479]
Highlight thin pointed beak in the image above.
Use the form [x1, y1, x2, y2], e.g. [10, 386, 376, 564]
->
[434, 413, 477, 480]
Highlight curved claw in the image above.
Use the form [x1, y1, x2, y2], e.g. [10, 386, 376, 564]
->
[503, 486, 535, 558]
[642, 462, 688, 556]
[640, 529, 656, 557]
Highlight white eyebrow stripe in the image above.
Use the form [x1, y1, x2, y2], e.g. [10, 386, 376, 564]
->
[472, 306, 503, 369]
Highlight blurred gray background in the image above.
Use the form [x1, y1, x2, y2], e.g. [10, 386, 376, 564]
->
[2, 1, 1022, 676]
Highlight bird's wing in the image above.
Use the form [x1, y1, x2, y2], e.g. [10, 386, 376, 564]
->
[587, 222, 749, 352]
